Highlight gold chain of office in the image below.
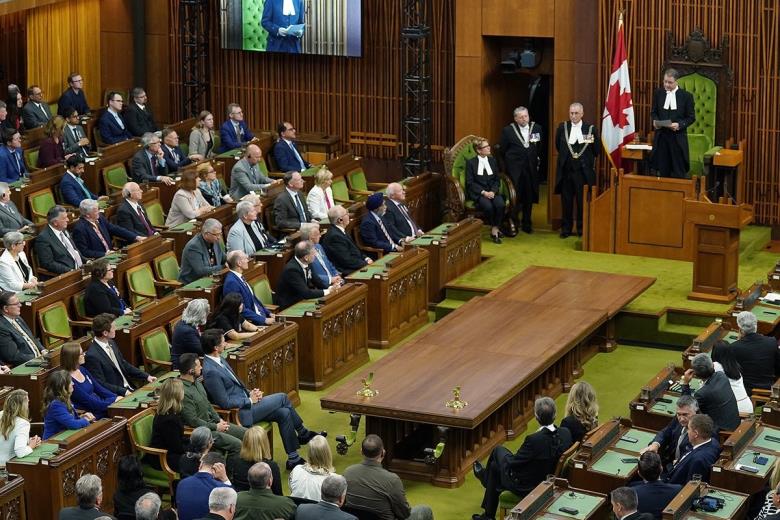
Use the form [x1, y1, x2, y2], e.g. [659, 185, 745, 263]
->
[564, 123, 595, 159]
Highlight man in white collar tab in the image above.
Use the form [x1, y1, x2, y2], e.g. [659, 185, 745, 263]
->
[650, 68, 696, 179]
[610, 487, 653, 520]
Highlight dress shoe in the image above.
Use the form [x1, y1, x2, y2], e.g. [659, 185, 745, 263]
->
[298, 430, 327, 445]
[286, 457, 306, 471]
[559, 232, 570, 239]
[473, 461, 486, 487]
[472, 514, 493, 520]
[491, 235, 502, 244]
[522, 226, 533, 234]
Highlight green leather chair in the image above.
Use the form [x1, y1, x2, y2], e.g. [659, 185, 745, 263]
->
[153, 252, 182, 289]
[126, 263, 179, 307]
[332, 176, 363, 203]
[345, 169, 387, 197]
[676, 73, 721, 177]
[128, 408, 179, 497]
[251, 275, 277, 312]
[23, 147, 40, 171]
[38, 301, 73, 349]
[243, 0, 269, 51]
[139, 327, 173, 375]
[146, 202, 166, 228]
[103, 163, 129, 193]
[28, 187, 57, 224]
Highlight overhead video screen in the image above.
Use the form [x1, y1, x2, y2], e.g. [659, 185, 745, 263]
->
[220, 0, 362, 57]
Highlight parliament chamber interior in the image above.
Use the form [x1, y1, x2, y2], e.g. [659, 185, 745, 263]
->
[0, 0, 779, 519]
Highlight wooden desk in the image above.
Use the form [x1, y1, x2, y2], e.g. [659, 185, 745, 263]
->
[18, 269, 88, 337]
[112, 295, 189, 366]
[410, 219, 482, 302]
[727, 283, 780, 336]
[107, 371, 179, 420]
[161, 220, 201, 258]
[347, 248, 429, 348]
[629, 365, 704, 431]
[768, 263, 780, 291]
[620, 142, 653, 175]
[9, 164, 66, 219]
[279, 283, 369, 390]
[0, 360, 59, 422]
[7, 418, 128, 520]
[177, 259, 266, 309]
[662, 481, 748, 520]
[0, 474, 25, 520]
[85, 139, 141, 194]
[254, 247, 294, 290]
[710, 419, 780, 494]
[681, 321, 738, 369]
[507, 478, 609, 520]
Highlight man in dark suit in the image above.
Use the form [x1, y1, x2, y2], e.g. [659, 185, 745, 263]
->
[731, 310, 780, 395]
[320, 205, 371, 275]
[273, 171, 314, 231]
[176, 453, 233, 520]
[472, 397, 573, 520]
[84, 313, 154, 396]
[650, 69, 696, 178]
[218, 103, 254, 153]
[72, 199, 143, 259]
[33, 205, 84, 275]
[296, 474, 356, 520]
[610, 487, 654, 520]
[466, 139, 505, 243]
[179, 219, 226, 284]
[383, 182, 423, 243]
[115, 182, 156, 237]
[630, 452, 681, 519]
[499, 106, 542, 233]
[274, 241, 331, 309]
[63, 108, 92, 158]
[0, 291, 45, 366]
[300, 223, 342, 288]
[130, 133, 174, 186]
[97, 91, 132, 145]
[261, 0, 305, 54]
[123, 87, 159, 137]
[360, 192, 403, 255]
[273, 121, 310, 172]
[59, 155, 100, 207]
[663, 414, 720, 485]
[682, 353, 740, 431]
[0, 182, 32, 234]
[57, 474, 114, 520]
[223, 250, 274, 326]
[22, 85, 52, 129]
[161, 128, 192, 173]
[0, 129, 26, 183]
[57, 72, 90, 117]
[640, 394, 698, 470]
[554, 102, 600, 238]
[199, 329, 324, 470]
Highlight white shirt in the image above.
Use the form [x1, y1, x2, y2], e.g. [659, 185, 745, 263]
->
[539, 424, 556, 433]
[126, 200, 140, 213]
[520, 124, 530, 141]
[476, 155, 493, 176]
[0, 414, 33, 466]
[289, 465, 333, 501]
[282, 0, 295, 16]
[663, 87, 679, 110]
[713, 361, 753, 414]
[568, 121, 585, 144]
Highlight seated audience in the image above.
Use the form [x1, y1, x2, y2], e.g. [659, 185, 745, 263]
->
[189, 110, 217, 161]
[178, 219, 226, 284]
[300, 223, 341, 287]
[226, 200, 274, 255]
[360, 192, 403, 254]
[165, 169, 213, 227]
[130, 132, 174, 186]
[663, 413, 719, 485]
[228, 144, 273, 201]
[384, 182, 423, 242]
[629, 452, 681, 520]
[320, 205, 371, 275]
[37, 116, 68, 168]
[149, 378, 190, 473]
[113, 455, 152, 520]
[4, 86, 21, 132]
[219, 103, 255, 153]
[471, 397, 572, 520]
[610, 487, 654, 520]
[124, 87, 159, 137]
[34, 205, 84, 275]
[0, 290, 46, 366]
[731, 310, 780, 395]
[61, 342, 121, 419]
[273, 171, 313, 231]
[306, 167, 334, 220]
[0, 231, 37, 292]
[0, 389, 41, 467]
[203, 487, 238, 520]
[57, 72, 90, 117]
[60, 155, 99, 207]
[85, 313, 155, 396]
[115, 182, 156, 237]
[222, 250, 274, 326]
[198, 162, 232, 207]
[466, 139, 505, 244]
[84, 259, 131, 317]
[58, 474, 111, 520]
[161, 128, 192, 172]
[72, 199, 143, 259]
[206, 292, 262, 341]
[274, 241, 331, 309]
[682, 353, 740, 431]
[232, 425, 280, 494]
[641, 394, 699, 470]
[0, 182, 33, 234]
[711, 340, 753, 414]
[290, 434, 336, 501]
[273, 121, 310, 173]
[200, 328, 324, 470]
[345, 434, 432, 520]
[235, 462, 296, 520]
[63, 108, 92, 158]
[176, 452, 232, 520]
[42, 370, 95, 439]
[0, 129, 25, 183]
[180, 426, 215, 478]
[22, 85, 52, 129]
[97, 91, 132, 144]
[171, 299, 209, 369]
[560, 380, 598, 443]
[295, 474, 356, 520]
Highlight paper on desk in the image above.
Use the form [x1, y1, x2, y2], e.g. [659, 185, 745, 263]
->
[762, 292, 780, 304]
[624, 144, 652, 150]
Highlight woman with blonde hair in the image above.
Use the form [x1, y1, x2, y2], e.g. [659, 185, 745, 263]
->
[0, 389, 41, 466]
[306, 167, 335, 220]
[198, 162, 232, 207]
[233, 426, 281, 494]
[189, 110, 216, 161]
[561, 380, 599, 443]
[289, 434, 335, 501]
[165, 169, 213, 227]
[149, 378, 189, 473]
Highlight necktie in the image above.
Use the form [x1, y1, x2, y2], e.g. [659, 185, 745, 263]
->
[675, 429, 687, 460]
[234, 124, 242, 141]
[171, 147, 180, 163]
[240, 276, 262, 313]
[249, 165, 258, 184]
[252, 222, 267, 248]
[90, 220, 110, 252]
[150, 155, 157, 176]
[10, 318, 40, 357]
[219, 358, 246, 393]
[75, 176, 92, 199]
[12, 151, 22, 175]
[375, 214, 394, 244]
[288, 141, 305, 170]
[315, 248, 335, 277]
[398, 203, 417, 234]
[293, 193, 306, 222]
[114, 113, 124, 129]
[59, 231, 83, 268]
[137, 206, 154, 235]
[304, 266, 312, 286]
[103, 343, 131, 389]
[324, 190, 331, 209]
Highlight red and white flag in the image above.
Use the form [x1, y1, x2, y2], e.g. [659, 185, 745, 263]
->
[601, 13, 636, 171]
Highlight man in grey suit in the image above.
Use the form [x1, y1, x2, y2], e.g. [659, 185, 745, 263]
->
[228, 144, 274, 200]
[21, 85, 52, 129]
[296, 475, 357, 520]
[0, 291, 45, 367]
[226, 200, 275, 255]
[129, 133, 174, 186]
[179, 218, 226, 284]
[63, 109, 92, 158]
[57, 474, 114, 520]
[0, 182, 32, 234]
[273, 170, 314, 231]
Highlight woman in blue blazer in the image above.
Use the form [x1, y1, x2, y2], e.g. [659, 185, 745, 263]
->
[42, 369, 95, 439]
[61, 342, 120, 419]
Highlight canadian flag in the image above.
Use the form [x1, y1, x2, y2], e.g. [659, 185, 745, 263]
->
[601, 14, 636, 171]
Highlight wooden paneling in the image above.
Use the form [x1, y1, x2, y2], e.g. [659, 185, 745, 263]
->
[481, 0, 554, 37]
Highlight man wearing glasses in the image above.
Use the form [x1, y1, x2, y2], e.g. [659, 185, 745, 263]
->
[57, 72, 90, 117]
[22, 85, 52, 129]
[179, 218, 226, 284]
[0, 291, 45, 367]
[219, 103, 254, 153]
[273, 121, 310, 173]
[98, 91, 133, 145]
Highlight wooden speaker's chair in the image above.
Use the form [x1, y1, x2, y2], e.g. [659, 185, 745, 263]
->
[127, 408, 179, 497]
[139, 327, 173, 376]
[442, 135, 517, 231]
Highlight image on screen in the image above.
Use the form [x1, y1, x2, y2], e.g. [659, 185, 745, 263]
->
[220, 0, 362, 57]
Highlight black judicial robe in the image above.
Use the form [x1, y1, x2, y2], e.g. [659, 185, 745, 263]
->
[649, 88, 696, 178]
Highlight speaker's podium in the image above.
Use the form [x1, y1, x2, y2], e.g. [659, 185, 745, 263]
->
[686, 198, 753, 303]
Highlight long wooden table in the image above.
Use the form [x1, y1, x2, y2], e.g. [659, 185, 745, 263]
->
[321, 267, 654, 487]
[106, 371, 179, 420]
[347, 248, 429, 348]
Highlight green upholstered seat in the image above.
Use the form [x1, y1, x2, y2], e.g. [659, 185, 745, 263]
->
[180, 142, 189, 157]
[140, 327, 172, 375]
[146, 202, 165, 228]
[243, 0, 268, 51]
[128, 409, 179, 493]
[49, 102, 58, 116]
[450, 139, 511, 211]
[331, 176, 355, 203]
[677, 73, 721, 177]
[153, 252, 180, 283]
[345, 168, 387, 196]
[29, 188, 56, 224]
[24, 147, 40, 171]
[126, 263, 158, 306]
[103, 163, 129, 193]
[38, 301, 72, 348]
[252, 276, 274, 306]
